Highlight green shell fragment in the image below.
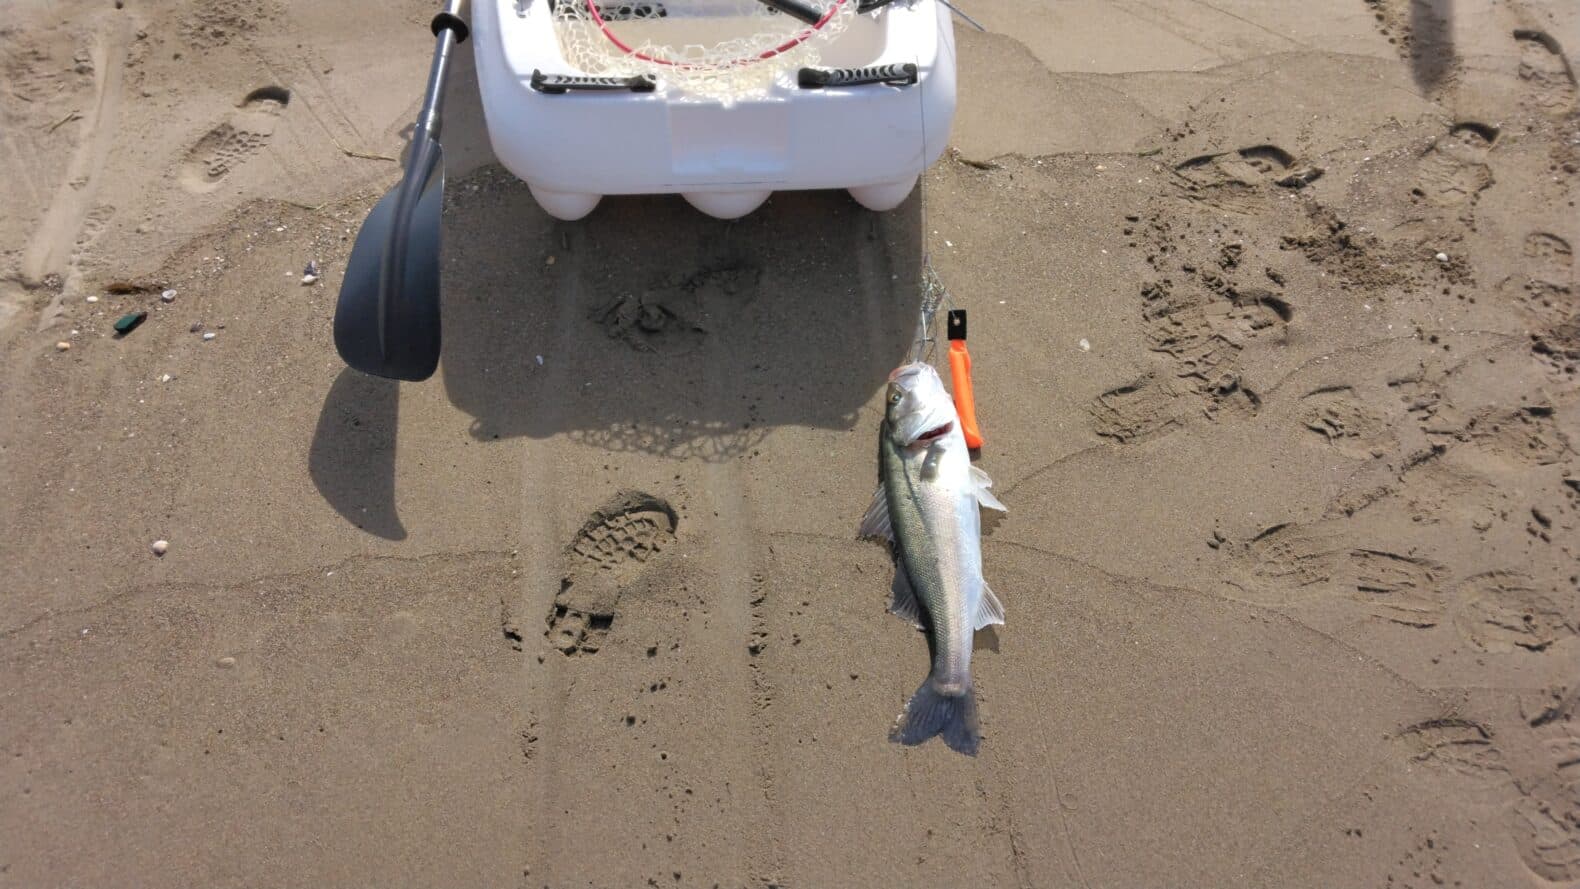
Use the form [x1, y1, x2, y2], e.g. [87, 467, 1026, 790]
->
[113, 312, 148, 335]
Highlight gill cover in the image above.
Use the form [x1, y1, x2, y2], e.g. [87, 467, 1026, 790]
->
[885, 362, 957, 447]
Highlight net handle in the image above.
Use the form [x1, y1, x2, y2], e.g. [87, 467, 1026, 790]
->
[585, 0, 849, 69]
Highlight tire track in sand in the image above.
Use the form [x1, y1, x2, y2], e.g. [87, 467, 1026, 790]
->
[699, 314, 780, 886]
[18, 14, 130, 326]
[510, 224, 577, 885]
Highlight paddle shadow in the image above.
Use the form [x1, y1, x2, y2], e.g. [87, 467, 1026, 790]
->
[1410, 0, 1456, 93]
[309, 369, 407, 540]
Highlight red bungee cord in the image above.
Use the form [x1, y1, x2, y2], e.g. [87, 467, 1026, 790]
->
[585, 0, 848, 69]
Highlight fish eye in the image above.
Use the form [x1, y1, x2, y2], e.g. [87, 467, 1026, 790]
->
[889, 391, 903, 404]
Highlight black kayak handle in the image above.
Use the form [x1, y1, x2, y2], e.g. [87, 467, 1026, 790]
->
[532, 70, 658, 93]
[799, 63, 917, 88]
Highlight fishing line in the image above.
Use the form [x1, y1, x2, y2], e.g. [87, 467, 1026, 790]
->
[910, 0, 985, 446]
[908, 0, 982, 365]
[910, 13, 945, 365]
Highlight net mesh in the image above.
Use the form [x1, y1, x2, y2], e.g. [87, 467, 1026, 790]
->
[552, 0, 855, 100]
[914, 257, 953, 362]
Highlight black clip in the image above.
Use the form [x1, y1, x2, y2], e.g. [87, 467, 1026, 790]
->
[947, 309, 966, 341]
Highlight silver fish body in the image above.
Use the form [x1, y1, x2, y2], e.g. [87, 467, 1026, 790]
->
[861, 362, 1006, 755]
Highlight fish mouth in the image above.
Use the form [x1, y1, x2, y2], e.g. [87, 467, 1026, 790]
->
[914, 422, 953, 445]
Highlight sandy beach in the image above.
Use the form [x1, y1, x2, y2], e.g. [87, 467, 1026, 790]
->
[2, 0, 1578, 886]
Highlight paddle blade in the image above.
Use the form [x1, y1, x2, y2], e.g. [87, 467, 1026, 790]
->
[334, 143, 445, 382]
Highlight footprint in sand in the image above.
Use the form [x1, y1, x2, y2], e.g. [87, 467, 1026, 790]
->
[2, 43, 69, 103]
[72, 204, 115, 262]
[1500, 233, 1577, 324]
[1171, 145, 1319, 213]
[1088, 374, 1185, 444]
[570, 492, 678, 570]
[1452, 570, 1575, 653]
[178, 86, 289, 193]
[1297, 386, 1393, 458]
[1512, 780, 1580, 883]
[1499, 281, 1575, 329]
[1525, 233, 1575, 271]
[1412, 123, 1497, 206]
[1464, 404, 1572, 467]
[1506, 732, 1580, 882]
[1225, 522, 1444, 621]
[544, 492, 678, 655]
[1347, 549, 1445, 627]
[1516, 29, 1579, 115]
[1395, 718, 1512, 794]
[1137, 276, 1277, 419]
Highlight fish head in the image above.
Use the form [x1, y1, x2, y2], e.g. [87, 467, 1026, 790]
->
[884, 362, 959, 448]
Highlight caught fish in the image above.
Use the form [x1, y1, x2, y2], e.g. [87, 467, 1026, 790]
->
[860, 361, 1006, 755]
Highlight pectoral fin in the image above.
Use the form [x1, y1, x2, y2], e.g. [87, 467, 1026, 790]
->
[858, 484, 893, 541]
[970, 465, 1007, 512]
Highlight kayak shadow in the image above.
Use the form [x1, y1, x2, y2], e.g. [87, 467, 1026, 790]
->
[437, 169, 924, 456]
[307, 34, 921, 532]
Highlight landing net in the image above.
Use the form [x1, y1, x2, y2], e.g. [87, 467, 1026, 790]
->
[552, 0, 855, 100]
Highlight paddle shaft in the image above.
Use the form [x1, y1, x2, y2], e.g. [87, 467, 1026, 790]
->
[417, 1, 469, 144]
[376, 2, 468, 361]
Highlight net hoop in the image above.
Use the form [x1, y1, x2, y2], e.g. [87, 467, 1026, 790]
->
[585, 0, 848, 69]
[552, 0, 857, 99]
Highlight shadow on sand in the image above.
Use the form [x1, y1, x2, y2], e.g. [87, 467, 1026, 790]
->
[311, 175, 922, 535]
[310, 39, 924, 535]
[1409, 0, 1456, 92]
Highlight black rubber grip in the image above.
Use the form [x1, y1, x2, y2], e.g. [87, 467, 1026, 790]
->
[531, 70, 658, 93]
[798, 63, 917, 88]
[757, 0, 824, 25]
[431, 0, 469, 42]
[855, 0, 898, 11]
[947, 309, 966, 341]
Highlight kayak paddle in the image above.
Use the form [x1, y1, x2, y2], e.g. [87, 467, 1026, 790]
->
[333, 0, 469, 381]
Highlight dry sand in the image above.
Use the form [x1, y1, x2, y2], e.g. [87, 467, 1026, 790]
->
[3, 0, 1579, 886]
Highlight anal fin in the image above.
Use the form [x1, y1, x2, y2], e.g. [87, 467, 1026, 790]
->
[973, 581, 1005, 630]
[889, 561, 926, 629]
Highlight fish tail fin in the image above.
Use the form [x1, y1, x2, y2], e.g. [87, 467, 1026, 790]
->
[890, 677, 980, 756]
